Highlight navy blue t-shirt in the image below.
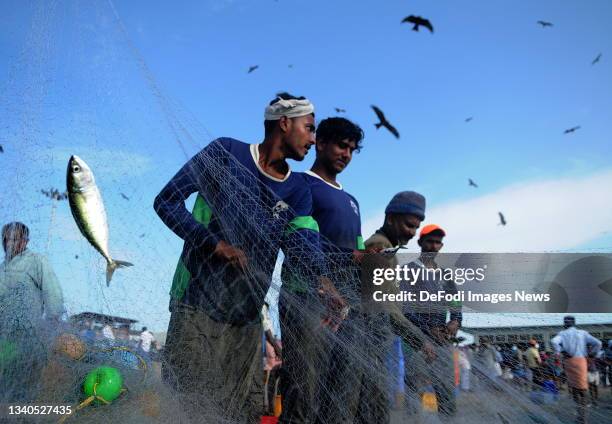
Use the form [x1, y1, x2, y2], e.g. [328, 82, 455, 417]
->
[154, 138, 326, 324]
[303, 170, 363, 252]
[282, 171, 363, 294]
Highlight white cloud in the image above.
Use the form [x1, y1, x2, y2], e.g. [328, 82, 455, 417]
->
[362, 169, 612, 253]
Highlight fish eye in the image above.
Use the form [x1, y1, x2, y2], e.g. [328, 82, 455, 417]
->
[72, 165, 80, 172]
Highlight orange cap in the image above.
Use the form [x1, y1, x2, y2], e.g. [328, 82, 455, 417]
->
[419, 224, 446, 238]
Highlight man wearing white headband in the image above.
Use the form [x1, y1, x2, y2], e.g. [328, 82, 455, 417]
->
[155, 92, 343, 423]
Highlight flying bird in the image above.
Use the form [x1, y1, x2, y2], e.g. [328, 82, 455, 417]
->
[120, 192, 130, 201]
[0, 145, 3, 153]
[247, 65, 259, 74]
[468, 178, 478, 188]
[564, 126, 581, 134]
[591, 53, 602, 65]
[465, 117, 473, 123]
[371, 105, 400, 139]
[401, 16, 434, 33]
[537, 20, 553, 27]
[334, 108, 346, 113]
[41, 188, 68, 201]
[498, 212, 507, 226]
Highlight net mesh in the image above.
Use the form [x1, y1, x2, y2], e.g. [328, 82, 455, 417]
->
[0, 1, 611, 424]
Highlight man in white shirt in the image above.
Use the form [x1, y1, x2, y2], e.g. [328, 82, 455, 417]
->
[551, 316, 602, 424]
[0, 222, 65, 402]
[139, 326, 155, 353]
[102, 324, 115, 340]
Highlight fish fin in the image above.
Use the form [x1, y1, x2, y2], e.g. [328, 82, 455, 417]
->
[106, 260, 134, 286]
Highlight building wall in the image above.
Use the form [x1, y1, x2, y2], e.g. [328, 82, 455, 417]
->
[464, 324, 612, 350]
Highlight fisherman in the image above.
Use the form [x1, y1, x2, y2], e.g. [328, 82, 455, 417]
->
[318, 191, 429, 423]
[154, 92, 341, 423]
[0, 222, 65, 401]
[402, 224, 462, 417]
[551, 316, 602, 424]
[526, 339, 543, 388]
[138, 326, 155, 355]
[278, 117, 366, 423]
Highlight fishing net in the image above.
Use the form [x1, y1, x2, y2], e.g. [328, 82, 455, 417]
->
[1, 1, 611, 424]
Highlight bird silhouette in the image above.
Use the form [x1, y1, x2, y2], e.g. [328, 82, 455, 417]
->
[120, 192, 130, 201]
[41, 188, 68, 201]
[334, 108, 346, 113]
[468, 178, 478, 188]
[371, 105, 400, 139]
[401, 16, 434, 33]
[247, 65, 259, 74]
[465, 117, 473, 123]
[592, 53, 602, 65]
[0, 145, 3, 153]
[537, 20, 553, 27]
[564, 126, 581, 134]
[498, 212, 507, 226]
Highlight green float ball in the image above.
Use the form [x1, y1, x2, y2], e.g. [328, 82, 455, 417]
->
[83, 366, 123, 403]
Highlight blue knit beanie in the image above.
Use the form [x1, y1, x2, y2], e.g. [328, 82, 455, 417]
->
[385, 191, 426, 220]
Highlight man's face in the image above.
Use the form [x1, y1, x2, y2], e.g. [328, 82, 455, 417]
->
[388, 214, 422, 246]
[317, 138, 356, 174]
[2, 228, 27, 258]
[419, 233, 445, 254]
[281, 114, 316, 161]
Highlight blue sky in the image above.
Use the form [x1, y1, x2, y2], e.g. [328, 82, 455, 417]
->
[1, 0, 611, 332]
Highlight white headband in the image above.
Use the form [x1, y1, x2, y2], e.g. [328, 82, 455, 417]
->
[264, 97, 314, 120]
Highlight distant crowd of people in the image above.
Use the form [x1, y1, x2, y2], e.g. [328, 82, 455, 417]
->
[453, 317, 609, 424]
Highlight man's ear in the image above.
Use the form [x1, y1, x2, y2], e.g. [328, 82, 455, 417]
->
[278, 116, 291, 133]
[417, 238, 423, 248]
[315, 138, 325, 153]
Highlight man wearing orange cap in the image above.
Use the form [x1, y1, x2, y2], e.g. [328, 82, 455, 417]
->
[405, 224, 462, 341]
[402, 224, 462, 418]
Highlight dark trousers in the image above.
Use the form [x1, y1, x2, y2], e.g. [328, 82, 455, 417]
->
[570, 387, 588, 424]
[162, 305, 263, 423]
[316, 312, 393, 424]
[278, 291, 332, 424]
[403, 339, 456, 417]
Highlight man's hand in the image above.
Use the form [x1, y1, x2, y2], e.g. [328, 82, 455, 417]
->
[352, 246, 384, 265]
[318, 276, 347, 332]
[213, 240, 247, 270]
[447, 320, 459, 337]
[422, 341, 437, 361]
[272, 339, 283, 359]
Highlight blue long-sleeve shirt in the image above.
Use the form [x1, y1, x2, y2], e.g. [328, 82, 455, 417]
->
[154, 138, 327, 324]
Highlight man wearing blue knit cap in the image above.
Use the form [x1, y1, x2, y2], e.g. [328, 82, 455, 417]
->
[368, 191, 426, 250]
[318, 191, 427, 423]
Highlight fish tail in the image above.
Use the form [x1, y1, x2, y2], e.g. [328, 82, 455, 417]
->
[106, 259, 134, 286]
